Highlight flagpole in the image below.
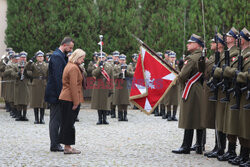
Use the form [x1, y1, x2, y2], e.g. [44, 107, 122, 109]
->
[130, 34, 179, 74]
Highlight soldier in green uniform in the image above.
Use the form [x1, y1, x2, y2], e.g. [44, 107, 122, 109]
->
[164, 51, 179, 121]
[203, 33, 225, 158]
[172, 34, 205, 154]
[110, 51, 120, 118]
[129, 53, 137, 110]
[113, 54, 134, 121]
[13, 52, 30, 121]
[221, 28, 250, 165]
[87, 52, 98, 76]
[3, 52, 19, 118]
[0, 48, 13, 113]
[91, 52, 113, 125]
[25, 50, 48, 124]
[213, 27, 240, 162]
[236, 28, 250, 167]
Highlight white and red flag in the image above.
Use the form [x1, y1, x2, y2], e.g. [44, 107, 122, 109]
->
[129, 46, 178, 115]
[98, 41, 104, 46]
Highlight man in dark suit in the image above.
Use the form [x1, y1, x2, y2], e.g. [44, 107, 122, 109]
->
[45, 37, 74, 152]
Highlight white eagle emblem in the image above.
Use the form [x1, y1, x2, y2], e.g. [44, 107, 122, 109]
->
[144, 70, 155, 89]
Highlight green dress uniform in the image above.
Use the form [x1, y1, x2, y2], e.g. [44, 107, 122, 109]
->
[178, 50, 204, 129]
[213, 46, 238, 132]
[222, 46, 240, 136]
[25, 61, 48, 108]
[236, 46, 250, 141]
[91, 61, 113, 124]
[113, 63, 134, 121]
[12, 63, 30, 121]
[201, 54, 216, 129]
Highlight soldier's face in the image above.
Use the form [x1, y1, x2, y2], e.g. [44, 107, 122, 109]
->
[98, 57, 105, 61]
[226, 36, 235, 44]
[170, 57, 176, 62]
[187, 42, 200, 52]
[210, 42, 216, 50]
[113, 56, 119, 61]
[36, 56, 44, 62]
[19, 57, 26, 62]
[164, 54, 169, 60]
[119, 59, 126, 64]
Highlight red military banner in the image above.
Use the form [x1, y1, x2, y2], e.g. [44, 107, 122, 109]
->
[129, 46, 178, 115]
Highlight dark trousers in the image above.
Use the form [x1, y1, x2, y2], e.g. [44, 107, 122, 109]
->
[49, 103, 62, 148]
[59, 100, 80, 145]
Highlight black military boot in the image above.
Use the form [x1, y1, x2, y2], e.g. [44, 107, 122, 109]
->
[15, 110, 22, 121]
[154, 106, 159, 116]
[5, 102, 10, 112]
[118, 111, 123, 121]
[22, 110, 29, 121]
[195, 129, 204, 154]
[111, 109, 116, 118]
[167, 111, 172, 121]
[161, 107, 167, 119]
[217, 142, 237, 161]
[172, 129, 194, 154]
[229, 146, 249, 165]
[40, 108, 45, 124]
[208, 131, 226, 158]
[205, 139, 218, 157]
[243, 103, 250, 110]
[172, 110, 178, 121]
[123, 110, 128, 121]
[96, 110, 102, 125]
[102, 110, 109, 124]
[106, 110, 110, 116]
[34, 108, 39, 124]
[11, 108, 17, 118]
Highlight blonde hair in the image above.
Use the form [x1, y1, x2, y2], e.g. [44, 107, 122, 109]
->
[69, 49, 86, 63]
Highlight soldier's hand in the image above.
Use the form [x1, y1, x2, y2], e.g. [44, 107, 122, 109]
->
[198, 56, 205, 73]
[29, 56, 36, 63]
[99, 61, 103, 67]
[119, 72, 123, 78]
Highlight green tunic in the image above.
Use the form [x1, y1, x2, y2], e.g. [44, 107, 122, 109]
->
[178, 50, 204, 129]
[25, 61, 48, 108]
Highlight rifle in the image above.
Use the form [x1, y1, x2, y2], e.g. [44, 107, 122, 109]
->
[242, 68, 250, 110]
[229, 34, 243, 110]
[208, 27, 221, 101]
[219, 33, 231, 103]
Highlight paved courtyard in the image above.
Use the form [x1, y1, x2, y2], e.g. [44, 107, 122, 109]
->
[0, 102, 234, 167]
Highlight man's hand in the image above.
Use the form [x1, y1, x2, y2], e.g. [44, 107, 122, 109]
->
[72, 105, 78, 110]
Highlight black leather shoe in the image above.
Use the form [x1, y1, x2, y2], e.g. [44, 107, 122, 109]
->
[190, 144, 198, 151]
[240, 160, 250, 167]
[217, 152, 237, 161]
[229, 156, 248, 165]
[50, 145, 64, 152]
[172, 147, 190, 154]
[207, 150, 224, 158]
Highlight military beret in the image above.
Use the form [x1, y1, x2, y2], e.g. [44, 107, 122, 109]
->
[112, 51, 120, 56]
[35, 50, 44, 57]
[119, 54, 126, 60]
[211, 33, 225, 46]
[188, 34, 204, 48]
[19, 51, 28, 57]
[240, 27, 250, 41]
[156, 52, 163, 58]
[226, 27, 239, 39]
[169, 51, 176, 58]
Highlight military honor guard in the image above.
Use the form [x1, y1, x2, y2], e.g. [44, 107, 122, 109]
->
[25, 50, 48, 124]
[12, 51, 30, 121]
[91, 52, 113, 125]
[113, 54, 134, 121]
[172, 34, 205, 154]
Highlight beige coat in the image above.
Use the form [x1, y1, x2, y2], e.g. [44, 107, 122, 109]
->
[178, 50, 204, 129]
